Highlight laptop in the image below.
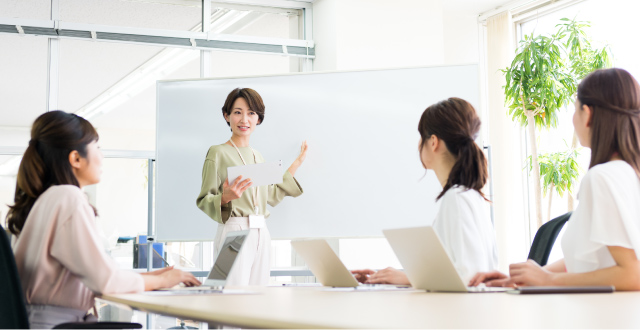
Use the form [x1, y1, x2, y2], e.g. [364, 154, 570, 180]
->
[158, 230, 249, 293]
[291, 239, 409, 290]
[383, 226, 507, 293]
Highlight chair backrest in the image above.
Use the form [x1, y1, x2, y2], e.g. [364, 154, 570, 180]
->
[527, 212, 572, 266]
[0, 224, 29, 329]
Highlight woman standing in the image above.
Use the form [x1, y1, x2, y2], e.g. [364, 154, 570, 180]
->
[471, 68, 640, 291]
[196, 88, 308, 286]
[352, 97, 498, 285]
[8, 111, 199, 329]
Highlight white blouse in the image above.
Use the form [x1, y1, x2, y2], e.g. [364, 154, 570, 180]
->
[562, 160, 640, 273]
[432, 186, 498, 282]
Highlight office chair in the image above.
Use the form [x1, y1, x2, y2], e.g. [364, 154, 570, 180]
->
[0, 224, 29, 328]
[527, 212, 572, 266]
[0, 224, 142, 329]
[168, 320, 199, 329]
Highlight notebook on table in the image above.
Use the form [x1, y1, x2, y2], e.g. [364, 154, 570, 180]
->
[383, 226, 508, 293]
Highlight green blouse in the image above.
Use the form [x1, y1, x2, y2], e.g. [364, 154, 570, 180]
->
[196, 144, 304, 224]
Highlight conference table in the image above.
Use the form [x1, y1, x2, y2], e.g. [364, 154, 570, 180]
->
[100, 286, 640, 328]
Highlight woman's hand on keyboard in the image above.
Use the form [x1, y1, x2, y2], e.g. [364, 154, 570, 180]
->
[364, 267, 411, 285]
[351, 269, 375, 283]
[468, 270, 509, 287]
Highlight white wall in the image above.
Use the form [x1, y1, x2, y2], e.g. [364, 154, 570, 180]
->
[0, 128, 29, 221]
[311, 0, 338, 71]
[443, 10, 480, 65]
[312, 0, 480, 71]
[93, 158, 150, 246]
[0, 127, 30, 147]
[0, 177, 16, 228]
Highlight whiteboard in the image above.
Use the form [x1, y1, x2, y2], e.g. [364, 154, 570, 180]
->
[156, 64, 479, 241]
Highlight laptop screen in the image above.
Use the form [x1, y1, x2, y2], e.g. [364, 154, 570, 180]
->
[207, 233, 247, 281]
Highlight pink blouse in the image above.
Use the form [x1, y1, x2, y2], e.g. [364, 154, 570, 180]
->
[13, 185, 144, 312]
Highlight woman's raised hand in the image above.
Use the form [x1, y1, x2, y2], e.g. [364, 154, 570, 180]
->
[296, 140, 308, 164]
[288, 141, 308, 176]
[221, 175, 252, 204]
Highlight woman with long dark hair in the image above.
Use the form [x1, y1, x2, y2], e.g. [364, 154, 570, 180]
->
[8, 111, 199, 328]
[352, 98, 498, 284]
[471, 68, 640, 290]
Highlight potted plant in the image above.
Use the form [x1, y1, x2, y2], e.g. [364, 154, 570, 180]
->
[504, 17, 612, 228]
[555, 18, 612, 210]
[532, 148, 580, 222]
[503, 30, 576, 229]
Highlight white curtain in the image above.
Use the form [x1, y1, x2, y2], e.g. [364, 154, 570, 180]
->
[486, 12, 529, 271]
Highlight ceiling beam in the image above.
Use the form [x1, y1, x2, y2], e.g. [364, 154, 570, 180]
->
[0, 17, 315, 58]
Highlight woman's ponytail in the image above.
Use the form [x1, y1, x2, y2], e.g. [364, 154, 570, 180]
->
[19, 140, 46, 198]
[419, 98, 489, 201]
[441, 138, 488, 201]
[7, 140, 47, 235]
[6, 111, 99, 235]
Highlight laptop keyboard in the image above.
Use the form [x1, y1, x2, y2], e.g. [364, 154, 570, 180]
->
[356, 284, 412, 291]
[466, 286, 509, 292]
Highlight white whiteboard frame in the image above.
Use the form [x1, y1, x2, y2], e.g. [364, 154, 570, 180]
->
[155, 64, 483, 242]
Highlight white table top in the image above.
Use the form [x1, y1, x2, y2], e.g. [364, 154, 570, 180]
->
[100, 286, 640, 328]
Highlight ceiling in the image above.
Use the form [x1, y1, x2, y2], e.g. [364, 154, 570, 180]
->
[0, 0, 515, 133]
[0, 0, 292, 132]
[443, 0, 518, 14]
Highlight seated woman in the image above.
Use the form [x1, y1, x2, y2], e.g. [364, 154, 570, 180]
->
[470, 68, 640, 291]
[352, 97, 498, 285]
[7, 111, 200, 329]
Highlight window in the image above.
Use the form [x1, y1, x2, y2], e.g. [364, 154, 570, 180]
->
[519, 0, 640, 225]
[60, 0, 201, 31]
[515, 0, 640, 262]
[0, 33, 48, 229]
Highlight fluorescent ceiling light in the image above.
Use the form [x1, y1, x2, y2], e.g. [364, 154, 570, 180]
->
[1, 9, 265, 176]
[76, 8, 264, 120]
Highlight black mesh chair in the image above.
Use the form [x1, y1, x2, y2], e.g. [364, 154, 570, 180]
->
[527, 212, 572, 266]
[0, 224, 142, 329]
[0, 225, 29, 329]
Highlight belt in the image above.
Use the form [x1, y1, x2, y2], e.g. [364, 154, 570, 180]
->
[226, 216, 266, 229]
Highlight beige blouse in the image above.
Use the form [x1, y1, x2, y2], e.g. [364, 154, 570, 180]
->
[13, 185, 144, 312]
[196, 144, 303, 224]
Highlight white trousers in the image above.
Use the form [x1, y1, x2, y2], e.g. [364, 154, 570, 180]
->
[214, 217, 271, 286]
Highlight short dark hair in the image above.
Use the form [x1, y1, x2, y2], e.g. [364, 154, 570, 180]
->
[221, 88, 265, 126]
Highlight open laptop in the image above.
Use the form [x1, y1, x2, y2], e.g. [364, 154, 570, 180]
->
[158, 230, 249, 293]
[291, 239, 409, 290]
[383, 226, 508, 293]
